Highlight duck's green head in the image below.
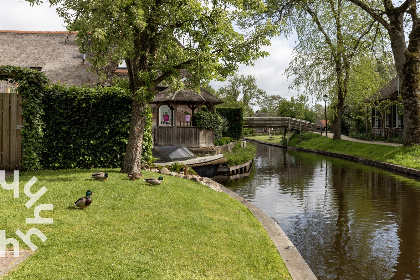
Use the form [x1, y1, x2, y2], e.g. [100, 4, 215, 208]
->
[158, 177, 164, 181]
[86, 190, 93, 196]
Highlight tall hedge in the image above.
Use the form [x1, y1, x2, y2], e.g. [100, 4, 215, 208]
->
[41, 85, 132, 169]
[216, 107, 243, 140]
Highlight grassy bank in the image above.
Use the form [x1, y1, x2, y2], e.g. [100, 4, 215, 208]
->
[2, 169, 290, 279]
[247, 133, 420, 170]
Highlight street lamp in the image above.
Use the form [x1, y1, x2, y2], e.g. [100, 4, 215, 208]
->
[323, 94, 328, 137]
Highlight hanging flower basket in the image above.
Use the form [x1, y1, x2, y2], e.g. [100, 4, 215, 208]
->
[163, 115, 169, 122]
[185, 115, 191, 122]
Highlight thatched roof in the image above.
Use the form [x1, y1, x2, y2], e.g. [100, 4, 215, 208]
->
[366, 77, 399, 103]
[0, 30, 103, 86]
[152, 88, 222, 105]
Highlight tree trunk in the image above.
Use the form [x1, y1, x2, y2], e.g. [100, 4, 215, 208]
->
[333, 91, 344, 140]
[401, 51, 420, 145]
[121, 99, 148, 174]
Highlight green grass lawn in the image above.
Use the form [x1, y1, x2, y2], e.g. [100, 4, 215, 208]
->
[1, 169, 290, 279]
[247, 133, 420, 170]
[246, 135, 283, 144]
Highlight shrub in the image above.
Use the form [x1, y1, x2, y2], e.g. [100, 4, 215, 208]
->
[216, 107, 243, 140]
[215, 137, 233, 146]
[193, 107, 223, 144]
[223, 142, 256, 166]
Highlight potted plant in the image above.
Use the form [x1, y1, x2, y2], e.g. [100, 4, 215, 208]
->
[184, 111, 191, 122]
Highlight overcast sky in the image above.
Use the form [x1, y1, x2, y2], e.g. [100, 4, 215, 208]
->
[0, 0, 298, 99]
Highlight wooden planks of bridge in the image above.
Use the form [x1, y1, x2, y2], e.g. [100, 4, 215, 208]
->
[243, 117, 321, 132]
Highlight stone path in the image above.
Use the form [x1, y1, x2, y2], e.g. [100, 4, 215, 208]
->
[0, 251, 32, 277]
[320, 132, 402, 147]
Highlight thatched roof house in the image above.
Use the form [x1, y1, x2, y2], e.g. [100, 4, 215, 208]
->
[366, 77, 399, 103]
[0, 30, 116, 86]
[365, 77, 403, 137]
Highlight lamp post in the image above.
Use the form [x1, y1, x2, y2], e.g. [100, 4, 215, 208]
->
[323, 94, 328, 137]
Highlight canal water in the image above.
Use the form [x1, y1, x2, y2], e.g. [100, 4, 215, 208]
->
[224, 142, 420, 280]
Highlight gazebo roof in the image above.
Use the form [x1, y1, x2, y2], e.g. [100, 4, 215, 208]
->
[152, 88, 223, 105]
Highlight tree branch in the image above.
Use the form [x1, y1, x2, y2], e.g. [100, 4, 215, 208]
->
[347, 0, 390, 30]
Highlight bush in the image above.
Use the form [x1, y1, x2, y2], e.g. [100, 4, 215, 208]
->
[215, 137, 233, 146]
[216, 107, 243, 140]
[223, 142, 256, 166]
[349, 132, 403, 144]
[193, 107, 223, 144]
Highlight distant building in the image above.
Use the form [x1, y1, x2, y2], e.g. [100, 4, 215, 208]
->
[366, 77, 403, 138]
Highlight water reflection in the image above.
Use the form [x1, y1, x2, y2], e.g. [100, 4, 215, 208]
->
[225, 143, 420, 279]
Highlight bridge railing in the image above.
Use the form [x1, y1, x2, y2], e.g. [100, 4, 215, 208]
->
[243, 117, 323, 132]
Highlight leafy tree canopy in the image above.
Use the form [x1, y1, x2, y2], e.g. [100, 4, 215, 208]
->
[27, 0, 278, 173]
[216, 74, 267, 116]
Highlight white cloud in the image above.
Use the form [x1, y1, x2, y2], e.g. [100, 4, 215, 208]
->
[210, 36, 298, 100]
[0, 0, 66, 31]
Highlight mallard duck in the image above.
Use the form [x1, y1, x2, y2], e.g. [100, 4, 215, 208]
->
[144, 176, 164, 186]
[91, 172, 108, 181]
[74, 190, 94, 210]
[127, 172, 142, 180]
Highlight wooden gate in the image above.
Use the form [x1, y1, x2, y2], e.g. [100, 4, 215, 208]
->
[0, 91, 23, 170]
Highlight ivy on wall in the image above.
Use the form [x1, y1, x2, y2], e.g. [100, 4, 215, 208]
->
[193, 107, 223, 143]
[0, 65, 48, 170]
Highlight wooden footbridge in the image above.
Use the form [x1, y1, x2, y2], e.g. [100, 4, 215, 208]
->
[243, 117, 322, 145]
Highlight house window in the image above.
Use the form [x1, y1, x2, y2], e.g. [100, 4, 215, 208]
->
[385, 108, 391, 128]
[372, 107, 381, 128]
[159, 105, 172, 126]
[395, 104, 403, 128]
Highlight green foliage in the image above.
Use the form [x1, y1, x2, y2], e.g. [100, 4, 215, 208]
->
[216, 107, 244, 140]
[41, 85, 132, 169]
[216, 75, 266, 117]
[28, 0, 279, 172]
[215, 137, 233, 146]
[141, 107, 155, 166]
[223, 142, 257, 166]
[276, 95, 317, 122]
[349, 132, 403, 144]
[193, 107, 223, 144]
[286, 131, 322, 146]
[0, 65, 49, 170]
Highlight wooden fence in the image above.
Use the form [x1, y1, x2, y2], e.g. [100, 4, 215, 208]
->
[0, 92, 23, 170]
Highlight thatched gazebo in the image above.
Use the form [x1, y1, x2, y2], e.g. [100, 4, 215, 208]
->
[151, 87, 222, 148]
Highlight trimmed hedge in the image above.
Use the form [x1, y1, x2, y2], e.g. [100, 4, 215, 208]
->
[41, 85, 133, 169]
[216, 107, 243, 140]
